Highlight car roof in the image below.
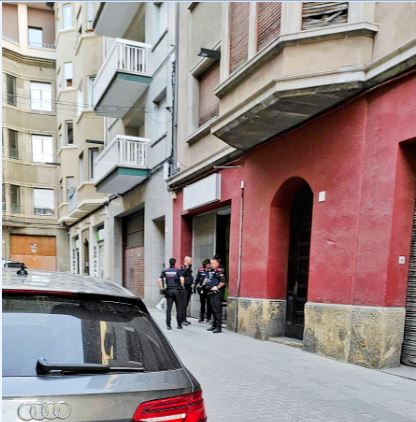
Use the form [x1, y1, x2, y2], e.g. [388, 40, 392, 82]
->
[2, 269, 137, 299]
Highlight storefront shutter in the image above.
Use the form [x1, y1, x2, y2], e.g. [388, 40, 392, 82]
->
[302, 2, 348, 30]
[199, 62, 220, 126]
[257, 2, 282, 51]
[402, 202, 416, 367]
[229, 2, 250, 74]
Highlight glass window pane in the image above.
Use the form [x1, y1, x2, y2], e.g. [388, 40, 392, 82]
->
[65, 121, 73, 145]
[2, 294, 180, 377]
[28, 27, 43, 47]
[64, 62, 73, 87]
[6, 75, 16, 106]
[33, 189, 54, 214]
[32, 135, 53, 163]
[63, 4, 72, 29]
[30, 82, 52, 111]
[8, 129, 18, 159]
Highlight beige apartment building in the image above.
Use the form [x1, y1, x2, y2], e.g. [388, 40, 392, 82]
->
[2, 2, 69, 271]
[53, 2, 109, 277]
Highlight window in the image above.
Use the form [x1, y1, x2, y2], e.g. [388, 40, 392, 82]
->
[32, 135, 53, 163]
[302, 2, 348, 30]
[30, 82, 52, 111]
[2, 184, 6, 212]
[62, 4, 72, 29]
[2, 294, 180, 377]
[28, 26, 43, 48]
[65, 121, 74, 145]
[6, 74, 16, 106]
[10, 185, 20, 214]
[229, 3, 249, 73]
[77, 87, 83, 116]
[33, 188, 54, 215]
[66, 176, 75, 202]
[257, 3, 282, 51]
[86, 2, 95, 30]
[79, 153, 84, 183]
[198, 62, 220, 126]
[87, 76, 95, 109]
[154, 94, 167, 140]
[8, 129, 18, 159]
[63, 62, 73, 88]
[88, 148, 99, 180]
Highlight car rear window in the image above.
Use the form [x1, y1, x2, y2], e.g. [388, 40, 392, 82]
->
[3, 293, 181, 377]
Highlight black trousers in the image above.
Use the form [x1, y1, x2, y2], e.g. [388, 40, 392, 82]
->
[181, 287, 192, 321]
[199, 292, 212, 320]
[165, 288, 183, 327]
[209, 292, 222, 330]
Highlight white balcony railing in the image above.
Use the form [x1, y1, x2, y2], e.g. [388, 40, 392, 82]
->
[94, 39, 151, 108]
[94, 135, 150, 183]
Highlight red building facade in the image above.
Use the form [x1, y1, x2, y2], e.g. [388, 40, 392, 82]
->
[172, 73, 416, 368]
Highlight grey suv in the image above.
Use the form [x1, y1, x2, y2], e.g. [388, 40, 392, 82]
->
[2, 269, 207, 422]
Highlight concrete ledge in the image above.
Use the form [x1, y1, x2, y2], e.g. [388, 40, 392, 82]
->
[227, 297, 286, 340]
[304, 302, 405, 369]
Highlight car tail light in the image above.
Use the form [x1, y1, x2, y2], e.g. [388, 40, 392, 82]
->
[133, 390, 207, 422]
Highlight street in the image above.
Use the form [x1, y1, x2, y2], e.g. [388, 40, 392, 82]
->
[151, 310, 416, 422]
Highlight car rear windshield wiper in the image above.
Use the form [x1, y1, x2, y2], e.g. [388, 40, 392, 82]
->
[36, 358, 145, 375]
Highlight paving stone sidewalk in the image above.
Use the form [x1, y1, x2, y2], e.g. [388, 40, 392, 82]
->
[151, 310, 416, 422]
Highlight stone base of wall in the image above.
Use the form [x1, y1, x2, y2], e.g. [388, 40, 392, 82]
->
[304, 302, 405, 368]
[227, 297, 286, 340]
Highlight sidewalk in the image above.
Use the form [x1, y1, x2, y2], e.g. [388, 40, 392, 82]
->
[151, 310, 416, 422]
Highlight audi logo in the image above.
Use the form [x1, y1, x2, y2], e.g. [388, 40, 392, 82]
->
[17, 401, 71, 421]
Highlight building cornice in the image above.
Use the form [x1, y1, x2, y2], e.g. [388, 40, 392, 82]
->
[2, 47, 56, 68]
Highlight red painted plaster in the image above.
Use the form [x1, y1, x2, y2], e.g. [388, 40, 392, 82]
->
[173, 74, 416, 308]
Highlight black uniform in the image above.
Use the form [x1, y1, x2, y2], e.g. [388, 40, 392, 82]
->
[160, 266, 183, 328]
[180, 265, 194, 323]
[194, 266, 212, 321]
[206, 267, 226, 331]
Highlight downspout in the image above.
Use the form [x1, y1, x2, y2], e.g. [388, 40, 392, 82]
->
[234, 179, 245, 332]
[170, 2, 179, 176]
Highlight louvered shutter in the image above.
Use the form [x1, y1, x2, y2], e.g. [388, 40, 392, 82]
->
[229, 2, 250, 74]
[199, 62, 220, 126]
[302, 2, 348, 30]
[257, 2, 282, 51]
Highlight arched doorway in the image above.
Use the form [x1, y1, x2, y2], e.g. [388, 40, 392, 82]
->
[285, 185, 313, 339]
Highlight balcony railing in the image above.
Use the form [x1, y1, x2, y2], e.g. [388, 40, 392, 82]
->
[94, 39, 151, 108]
[94, 135, 150, 183]
[28, 41, 55, 49]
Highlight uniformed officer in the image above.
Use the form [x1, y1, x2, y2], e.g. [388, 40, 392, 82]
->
[205, 256, 226, 333]
[194, 258, 212, 323]
[180, 256, 194, 325]
[157, 258, 185, 330]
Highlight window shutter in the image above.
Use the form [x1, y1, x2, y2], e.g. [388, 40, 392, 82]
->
[302, 2, 348, 30]
[198, 62, 220, 126]
[257, 2, 282, 51]
[229, 2, 250, 74]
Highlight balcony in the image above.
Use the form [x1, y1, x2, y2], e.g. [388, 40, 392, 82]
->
[94, 2, 142, 38]
[94, 39, 152, 118]
[60, 184, 107, 223]
[94, 135, 150, 194]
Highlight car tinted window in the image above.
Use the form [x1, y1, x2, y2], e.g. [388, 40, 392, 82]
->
[3, 294, 180, 377]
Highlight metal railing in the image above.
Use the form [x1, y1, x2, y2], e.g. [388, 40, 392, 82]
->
[94, 135, 150, 183]
[11, 204, 21, 214]
[94, 39, 151, 108]
[29, 41, 55, 49]
[34, 207, 54, 216]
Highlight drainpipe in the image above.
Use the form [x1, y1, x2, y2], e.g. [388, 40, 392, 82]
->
[234, 179, 245, 332]
[169, 2, 179, 176]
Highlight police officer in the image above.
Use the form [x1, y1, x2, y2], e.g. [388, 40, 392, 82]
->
[180, 256, 194, 325]
[206, 256, 226, 333]
[157, 258, 185, 330]
[194, 258, 212, 323]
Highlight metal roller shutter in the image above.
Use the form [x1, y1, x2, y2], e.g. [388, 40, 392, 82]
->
[198, 62, 220, 126]
[302, 2, 348, 30]
[229, 2, 250, 74]
[257, 2, 282, 51]
[402, 203, 416, 366]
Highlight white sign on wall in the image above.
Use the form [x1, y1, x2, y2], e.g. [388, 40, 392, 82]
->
[183, 173, 221, 211]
